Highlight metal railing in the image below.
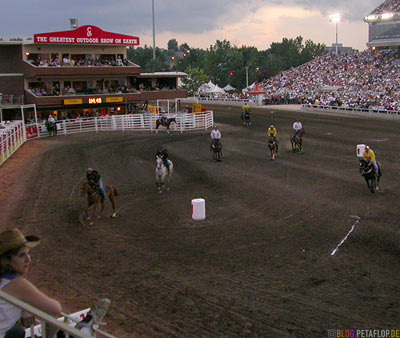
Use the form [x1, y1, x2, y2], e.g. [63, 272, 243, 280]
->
[302, 104, 400, 117]
[195, 96, 251, 103]
[0, 121, 25, 166]
[0, 290, 117, 338]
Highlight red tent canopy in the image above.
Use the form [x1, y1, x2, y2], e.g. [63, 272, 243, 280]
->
[248, 82, 265, 95]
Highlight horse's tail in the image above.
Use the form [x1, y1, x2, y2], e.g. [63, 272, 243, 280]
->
[113, 187, 118, 196]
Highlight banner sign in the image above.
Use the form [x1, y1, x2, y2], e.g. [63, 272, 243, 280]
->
[106, 97, 123, 103]
[64, 97, 124, 105]
[34, 25, 139, 46]
[25, 125, 38, 140]
[64, 99, 83, 105]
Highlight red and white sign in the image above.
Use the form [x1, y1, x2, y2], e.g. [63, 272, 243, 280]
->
[34, 25, 139, 46]
[25, 125, 38, 140]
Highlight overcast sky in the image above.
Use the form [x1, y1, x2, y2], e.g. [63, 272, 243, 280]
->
[0, 0, 384, 51]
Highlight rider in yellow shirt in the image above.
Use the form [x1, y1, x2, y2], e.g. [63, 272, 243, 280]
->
[267, 124, 279, 153]
[362, 146, 378, 175]
[241, 103, 250, 122]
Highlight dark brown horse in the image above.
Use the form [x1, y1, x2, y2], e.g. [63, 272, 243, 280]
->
[80, 181, 118, 225]
[267, 136, 278, 160]
[359, 159, 382, 194]
[212, 139, 222, 161]
[155, 117, 177, 133]
[290, 128, 305, 152]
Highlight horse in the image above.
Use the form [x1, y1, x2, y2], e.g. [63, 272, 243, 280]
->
[267, 136, 278, 160]
[241, 111, 251, 126]
[359, 159, 382, 194]
[80, 181, 118, 225]
[155, 117, 177, 133]
[211, 139, 222, 161]
[290, 128, 305, 152]
[45, 120, 57, 136]
[155, 157, 173, 193]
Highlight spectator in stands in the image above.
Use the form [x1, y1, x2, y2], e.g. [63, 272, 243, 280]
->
[0, 228, 62, 338]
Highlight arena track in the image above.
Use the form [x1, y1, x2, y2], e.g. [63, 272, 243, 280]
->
[2, 104, 400, 337]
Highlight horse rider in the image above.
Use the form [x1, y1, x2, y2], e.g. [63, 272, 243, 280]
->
[47, 114, 56, 124]
[156, 147, 170, 172]
[160, 115, 168, 126]
[362, 146, 379, 176]
[210, 125, 221, 150]
[241, 102, 250, 121]
[292, 119, 303, 140]
[267, 124, 279, 153]
[86, 168, 106, 201]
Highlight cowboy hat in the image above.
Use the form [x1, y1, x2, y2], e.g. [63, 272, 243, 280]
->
[0, 229, 40, 255]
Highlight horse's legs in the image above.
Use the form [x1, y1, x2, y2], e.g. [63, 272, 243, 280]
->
[98, 200, 105, 219]
[109, 190, 117, 217]
[89, 203, 97, 225]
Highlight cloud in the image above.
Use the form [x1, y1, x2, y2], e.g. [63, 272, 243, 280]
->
[0, 0, 383, 51]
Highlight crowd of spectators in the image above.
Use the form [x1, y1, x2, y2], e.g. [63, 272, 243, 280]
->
[370, 0, 400, 14]
[259, 48, 400, 111]
[27, 55, 130, 67]
[198, 93, 250, 102]
[28, 84, 138, 97]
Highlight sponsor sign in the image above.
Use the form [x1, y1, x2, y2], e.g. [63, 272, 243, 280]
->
[34, 25, 139, 46]
[106, 97, 123, 103]
[64, 99, 83, 105]
[192, 104, 202, 112]
[25, 125, 38, 140]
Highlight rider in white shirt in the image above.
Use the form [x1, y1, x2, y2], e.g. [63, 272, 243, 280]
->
[48, 115, 55, 124]
[210, 125, 221, 150]
[292, 119, 303, 140]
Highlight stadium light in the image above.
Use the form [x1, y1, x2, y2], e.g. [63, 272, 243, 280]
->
[329, 13, 341, 54]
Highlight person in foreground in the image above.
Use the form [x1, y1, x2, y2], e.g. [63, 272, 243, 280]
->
[0, 228, 61, 338]
[0, 229, 111, 338]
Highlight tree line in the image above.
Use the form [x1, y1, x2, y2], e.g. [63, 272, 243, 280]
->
[127, 37, 326, 94]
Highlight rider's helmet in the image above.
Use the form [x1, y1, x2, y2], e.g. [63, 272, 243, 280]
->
[213, 125, 217, 129]
[365, 145, 370, 150]
[87, 168, 93, 173]
[269, 124, 274, 128]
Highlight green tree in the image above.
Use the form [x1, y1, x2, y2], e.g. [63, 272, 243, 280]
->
[168, 39, 178, 52]
[181, 67, 209, 96]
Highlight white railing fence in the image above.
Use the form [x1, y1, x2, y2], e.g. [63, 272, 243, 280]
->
[0, 121, 26, 166]
[30, 111, 214, 138]
[0, 112, 213, 167]
[303, 104, 400, 117]
[0, 290, 117, 338]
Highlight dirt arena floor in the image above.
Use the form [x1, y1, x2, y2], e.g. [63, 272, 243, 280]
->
[1, 104, 400, 337]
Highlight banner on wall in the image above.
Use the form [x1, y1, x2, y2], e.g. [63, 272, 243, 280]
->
[34, 25, 139, 46]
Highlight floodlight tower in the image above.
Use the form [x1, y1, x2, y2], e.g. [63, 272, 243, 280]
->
[329, 13, 341, 54]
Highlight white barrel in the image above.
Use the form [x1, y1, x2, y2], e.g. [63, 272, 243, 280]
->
[356, 144, 366, 158]
[192, 198, 205, 220]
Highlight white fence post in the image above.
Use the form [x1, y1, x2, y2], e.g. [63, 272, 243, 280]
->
[95, 118, 98, 133]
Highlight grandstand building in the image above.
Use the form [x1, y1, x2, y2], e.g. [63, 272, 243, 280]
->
[0, 25, 187, 120]
[364, 0, 400, 48]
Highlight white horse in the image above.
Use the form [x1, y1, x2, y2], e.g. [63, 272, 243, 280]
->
[155, 157, 173, 193]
